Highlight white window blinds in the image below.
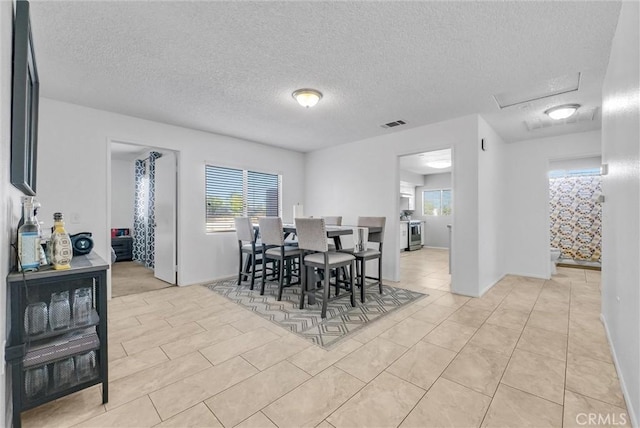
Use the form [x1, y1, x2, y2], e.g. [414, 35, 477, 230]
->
[205, 165, 281, 232]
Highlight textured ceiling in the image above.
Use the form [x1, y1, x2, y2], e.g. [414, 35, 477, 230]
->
[401, 149, 452, 175]
[29, 1, 621, 152]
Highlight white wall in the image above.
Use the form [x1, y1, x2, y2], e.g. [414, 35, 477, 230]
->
[416, 172, 452, 248]
[503, 130, 601, 278]
[600, 1, 639, 425]
[36, 98, 305, 287]
[478, 116, 507, 293]
[0, 2, 25, 424]
[399, 170, 424, 186]
[305, 115, 485, 297]
[422, 172, 451, 191]
[110, 157, 135, 231]
[549, 155, 602, 171]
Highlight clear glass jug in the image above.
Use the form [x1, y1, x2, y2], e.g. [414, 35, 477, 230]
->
[49, 291, 70, 330]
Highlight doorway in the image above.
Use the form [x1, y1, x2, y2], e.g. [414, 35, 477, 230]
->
[548, 156, 602, 270]
[109, 141, 178, 297]
[397, 148, 453, 293]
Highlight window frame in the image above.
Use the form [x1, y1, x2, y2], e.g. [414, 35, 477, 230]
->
[205, 163, 282, 233]
[422, 188, 452, 216]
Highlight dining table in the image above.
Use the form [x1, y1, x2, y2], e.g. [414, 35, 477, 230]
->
[282, 223, 383, 305]
[282, 223, 382, 250]
[251, 222, 383, 305]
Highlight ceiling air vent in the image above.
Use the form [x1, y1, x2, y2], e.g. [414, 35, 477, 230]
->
[381, 120, 407, 129]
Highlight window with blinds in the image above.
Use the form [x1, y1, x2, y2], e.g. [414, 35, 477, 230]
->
[205, 165, 281, 232]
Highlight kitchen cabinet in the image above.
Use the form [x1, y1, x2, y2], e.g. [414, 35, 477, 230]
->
[5, 254, 109, 428]
[399, 221, 409, 251]
[400, 183, 416, 211]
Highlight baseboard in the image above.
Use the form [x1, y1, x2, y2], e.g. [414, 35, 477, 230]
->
[506, 271, 550, 280]
[478, 274, 507, 297]
[600, 313, 638, 428]
[423, 246, 449, 250]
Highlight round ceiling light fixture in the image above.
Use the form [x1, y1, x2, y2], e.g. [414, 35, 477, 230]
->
[544, 104, 581, 120]
[425, 160, 452, 169]
[292, 88, 323, 108]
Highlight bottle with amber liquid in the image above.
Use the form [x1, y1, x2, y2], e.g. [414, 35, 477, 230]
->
[50, 212, 72, 270]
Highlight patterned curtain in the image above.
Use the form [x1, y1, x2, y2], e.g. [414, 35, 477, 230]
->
[133, 160, 147, 263]
[550, 173, 602, 262]
[132, 152, 163, 268]
[146, 152, 162, 268]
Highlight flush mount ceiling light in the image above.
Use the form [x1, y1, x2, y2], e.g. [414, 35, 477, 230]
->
[545, 104, 581, 120]
[425, 160, 452, 169]
[292, 88, 322, 108]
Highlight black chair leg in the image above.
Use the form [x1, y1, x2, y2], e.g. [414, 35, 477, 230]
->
[260, 258, 269, 295]
[378, 256, 383, 294]
[250, 254, 257, 290]
[299, 264, 306, 309]
[237, 250, 243, 285]
[350, 261, 356, 307]
[321, 267, 330, 318]
[360, 259, 366, 303]
[277, 259, 285, 301]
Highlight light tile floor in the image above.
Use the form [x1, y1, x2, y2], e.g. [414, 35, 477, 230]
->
[22, 248, 629, 427]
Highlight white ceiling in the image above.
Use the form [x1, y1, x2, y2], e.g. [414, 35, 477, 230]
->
[30, 1, 621, 153]
[400, 149, 452, 175]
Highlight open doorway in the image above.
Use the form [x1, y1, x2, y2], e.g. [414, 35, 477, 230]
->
[398, 148, 453, 293]
[548, 156, 602, 273]
[109, 141, 178, 297]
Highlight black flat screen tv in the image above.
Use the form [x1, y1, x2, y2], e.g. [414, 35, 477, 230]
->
[11, 0, 39, 196]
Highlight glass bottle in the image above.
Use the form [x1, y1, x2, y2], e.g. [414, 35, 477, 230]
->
[50, 212, 72, 270]
[17, 196, 40, 272]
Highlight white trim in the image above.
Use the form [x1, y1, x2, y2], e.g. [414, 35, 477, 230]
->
[107, 138, 181, 289]
[505, 271, 550, 280]
[600, 313, 638, 428]
[478, 273, 507, 297]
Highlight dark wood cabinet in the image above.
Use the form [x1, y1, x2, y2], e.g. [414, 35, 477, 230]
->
[111, 236, 133, 262]
[4, 254, 109, 428]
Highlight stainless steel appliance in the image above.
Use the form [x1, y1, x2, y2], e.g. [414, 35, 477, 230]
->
[408, 220, 422, 251]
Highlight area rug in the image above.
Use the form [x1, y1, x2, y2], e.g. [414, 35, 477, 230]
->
[204, 278, 426, 348]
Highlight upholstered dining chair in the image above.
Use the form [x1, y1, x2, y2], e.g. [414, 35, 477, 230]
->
[234, 217, 262, 290]
[343, 216, 386, 302]
[321, 216, 342, 226]
[258, 217, 302, 300]
[295, 218, 356, 318]
[322, 216, 343, 251]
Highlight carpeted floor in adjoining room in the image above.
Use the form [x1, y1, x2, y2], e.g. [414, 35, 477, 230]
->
[111, 261, 173, 298]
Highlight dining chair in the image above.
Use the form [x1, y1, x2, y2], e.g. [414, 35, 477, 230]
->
[258, 217, 302, 300]
[322, 216, 342, 251]
[295, 218, 356, 318]
[322, 216, 342, 226]
[234, 217, 262, 290]
[344, 216, 386, 302]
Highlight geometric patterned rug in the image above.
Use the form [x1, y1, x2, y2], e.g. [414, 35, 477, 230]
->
[204, 278, 426, 348]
